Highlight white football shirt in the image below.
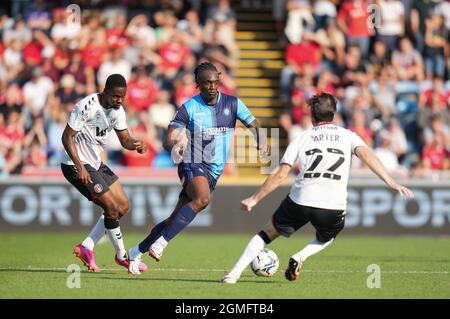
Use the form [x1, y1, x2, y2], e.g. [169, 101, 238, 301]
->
[62, 93, 127, 170]
[281, 123, 367, 210]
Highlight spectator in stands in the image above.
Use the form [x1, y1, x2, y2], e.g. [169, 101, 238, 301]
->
[373, 130, 409, 178]
[337, 0, 372, 59]
[158, 30, 192, 87]
[55, 73, 79, 113]
[315, 18, 345, 72]
[411, 0, 438, 53]
[420, 113, 450, 148]
[25, 0, 52, 34]
[126, 65, 160, 118]
[154, 9, 178, 47]
[280, 32, 321, 100]
[22, 66, 54, 127]
[50, 7, 80, 45]
[367, 40, 389, 78]
[423, 14, 448, 80]
[0, 83, 24, 121]
[23, 114, 47, 168]
[386, 117, 408, 162]
[46, 111, 66, 166]
[122, 110, 161, 167]
[97, 47, 132, 88]
[0, 110, 24, 174]
[149, 90, 175, 143]
[376, 0, 405, 54]
[337, 44, 368, 88]
[284, 0, 315, 45]
[177, 9, 204, 56]
[3, 17, 32, 46]
[421, 132, 450, 170]
[391, 37, 424, 82]
[348, 107, 374, 148]
[312, 0, 337, 31]
[174, 73, 198, 107]
[79, 12, 108, 72]
[105, 12, 129, 50]
[369, 65, 397, 121]
[434, 0, 450, 31]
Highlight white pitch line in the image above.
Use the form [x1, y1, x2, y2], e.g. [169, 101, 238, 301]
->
[1, 267, 449, 274]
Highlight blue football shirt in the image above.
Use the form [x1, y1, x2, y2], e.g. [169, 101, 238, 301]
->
[169, 92, 256, 179]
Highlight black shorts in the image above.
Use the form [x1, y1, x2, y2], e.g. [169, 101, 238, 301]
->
[272, 195, 345, 243]
[61, 163, 118, 201]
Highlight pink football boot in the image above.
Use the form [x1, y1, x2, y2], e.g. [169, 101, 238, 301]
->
[73, 244, 101, 273]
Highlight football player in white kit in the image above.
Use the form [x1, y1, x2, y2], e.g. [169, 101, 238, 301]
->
[61, 74, 147, 273]
[221, 92, 414, 284]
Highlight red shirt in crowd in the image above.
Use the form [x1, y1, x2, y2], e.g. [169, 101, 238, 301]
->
[422, 145, 449, 170]
[285, 41, 321, 73]
[127, 78, 160, 111]
[175, 85, 198, 107]
[82, 43, 108, 69]
[420, 89, 449, 108]
[23, 40, 43, 66]
[159, 42, 191, 74]
[337, 0, 371, 37]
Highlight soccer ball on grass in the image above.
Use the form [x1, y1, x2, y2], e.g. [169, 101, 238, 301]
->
[250, 248, 279, 277]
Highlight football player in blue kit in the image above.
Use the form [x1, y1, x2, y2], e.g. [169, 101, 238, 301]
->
[127, 62, 267, 274]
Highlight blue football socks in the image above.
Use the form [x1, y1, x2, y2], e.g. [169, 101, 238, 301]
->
[162, 203, 196, 241]
[138, 220, 167, 253]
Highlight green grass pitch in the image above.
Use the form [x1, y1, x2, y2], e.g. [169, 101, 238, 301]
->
[0, 233, 449, 298]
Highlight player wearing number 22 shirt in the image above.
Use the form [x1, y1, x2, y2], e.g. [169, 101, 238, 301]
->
[221, 92, 414, 284]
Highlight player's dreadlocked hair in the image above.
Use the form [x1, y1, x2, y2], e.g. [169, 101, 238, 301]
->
[105, 74, 127, 90]
[307, 92, 337, 122]
[194, 62, 220, 83]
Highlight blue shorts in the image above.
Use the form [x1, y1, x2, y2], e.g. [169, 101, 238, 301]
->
[177, 163, 218, 198]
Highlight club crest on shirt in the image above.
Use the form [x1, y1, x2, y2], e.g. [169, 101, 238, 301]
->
[93, 184, 103, 193]
[223, 108, 230, 116]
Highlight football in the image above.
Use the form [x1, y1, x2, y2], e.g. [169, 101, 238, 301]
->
[250, 248, 279, 277]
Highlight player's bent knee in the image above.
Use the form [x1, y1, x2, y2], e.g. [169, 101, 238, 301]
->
[103, 202, 119, 220]
[193, 196, 211, 211]
[118, 201, 130, 218]
[316, 232, 336, 243]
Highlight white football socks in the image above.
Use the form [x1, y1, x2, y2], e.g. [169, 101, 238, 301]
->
[153, 236, 168, 248]
[106, 226, 126, 260]
[82, 215, 106, 251]
[229, 234, 265, 278]
[292, 237, 334, 263]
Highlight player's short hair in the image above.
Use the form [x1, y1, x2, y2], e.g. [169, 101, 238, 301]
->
[194, 62, 220, 83]
[105, 74, 127, 90]
[307, 92, 337, 122]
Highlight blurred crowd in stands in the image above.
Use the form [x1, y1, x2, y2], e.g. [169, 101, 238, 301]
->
[276, 0, 450, 178]
[0, 0, 449, 179]
[0, 0, 239, 177]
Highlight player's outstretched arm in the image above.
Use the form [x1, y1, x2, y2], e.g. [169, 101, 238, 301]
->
[241, 164, 292, 212]
[115, 129, 147, 154]
[355, 146, 414, 198]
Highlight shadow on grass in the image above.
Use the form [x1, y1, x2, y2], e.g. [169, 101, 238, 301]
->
[95, 275, 278, 285]
[0, 268, 122, 275]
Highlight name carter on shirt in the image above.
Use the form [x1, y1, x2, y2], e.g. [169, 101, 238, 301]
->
[311, 134, 340, 143]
